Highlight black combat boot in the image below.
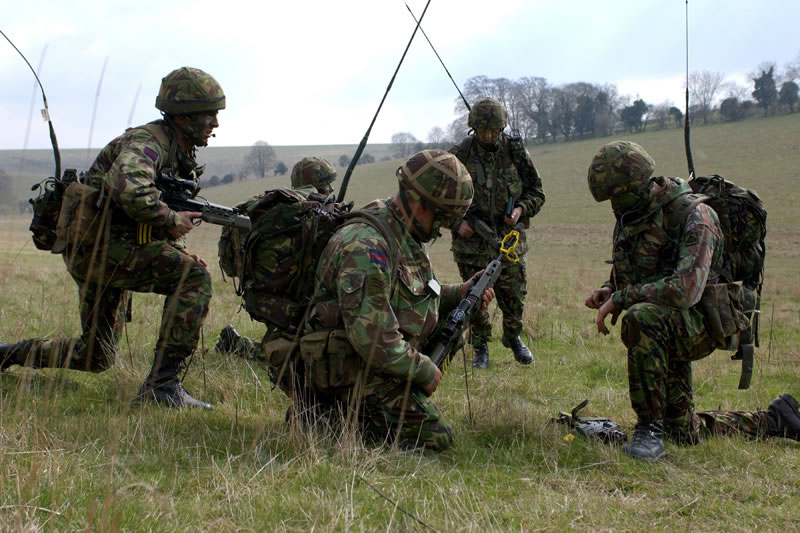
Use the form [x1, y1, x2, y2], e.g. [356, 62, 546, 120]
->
[502, 336, 532, 365]
[767, 393, 800, 440]
[215, 325, 241, 355]
[622, 422, 665, 460]
[471, 343, 489, 369]
[136, 352, 212, 410]
[0, 341, 29, 370]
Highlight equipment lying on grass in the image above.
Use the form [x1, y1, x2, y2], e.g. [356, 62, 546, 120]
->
[554, 399, 627, 444]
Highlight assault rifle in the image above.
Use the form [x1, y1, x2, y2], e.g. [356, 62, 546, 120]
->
[463, 208, 523, 259]
[429, 228, 521, 370]
[553, 399, 627, 444]
[156, 173, 251, 231]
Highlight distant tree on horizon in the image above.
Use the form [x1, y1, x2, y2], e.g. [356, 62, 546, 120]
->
[274, 161, 288, 176]
[243, 140, 276, 178]
[689, 71, 726, 124]
[338, 154, 350, 168]
[778, 81, 799, 112]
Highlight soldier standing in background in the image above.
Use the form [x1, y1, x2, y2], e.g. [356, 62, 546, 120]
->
[449, 97, 545, 369]
[585, 140, 800, 459]
[0, 67, 224, 409]
[215, 156, 339, 359]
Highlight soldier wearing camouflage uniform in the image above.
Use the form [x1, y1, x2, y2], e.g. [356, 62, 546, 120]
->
[585, 140, 800, 459]
[268, 150, 480, 451]
[215, 156, 339, 359]
[449, 97, 545, 369]
[0, 67, 225, 409]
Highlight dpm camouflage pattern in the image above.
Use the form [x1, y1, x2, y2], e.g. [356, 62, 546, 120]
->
[606, 175, 742, 440]
[12, 121, 211, 369]
[468, 97, 508, 130]
[449, 133, 544, 343]
[155, 66, 226, 114]
[303, 200, 464, 451]
[290, 157, 337, 195]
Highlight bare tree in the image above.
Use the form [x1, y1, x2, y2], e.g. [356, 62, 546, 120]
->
[427, 126, 446, 149]
[446, 115, 468, 145]
[785, 50, 800, 83]
[243, 140, 276, 178]
[688, 71, 726, 124]
[390, 132, 419, 159]
[650, 101, 672, 130]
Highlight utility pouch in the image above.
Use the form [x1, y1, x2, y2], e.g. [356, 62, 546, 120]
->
[262, 335, 299, 370]
[699, 282, 750, 351]
[300, 330, 332, 390]
[299, 329, 361, 390]
[55, 181, 107, 251]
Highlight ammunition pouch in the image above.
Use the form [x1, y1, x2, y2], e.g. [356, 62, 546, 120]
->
[299, 329, 362, 391]
[698, 282, 750, 351]
[54, 181, 110, 252]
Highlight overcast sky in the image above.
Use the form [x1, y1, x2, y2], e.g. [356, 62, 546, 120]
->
[2, 0, 798, 150]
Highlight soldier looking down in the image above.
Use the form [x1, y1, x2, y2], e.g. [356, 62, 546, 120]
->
[449, 97, 545, 369]
[0, 67, 224, 409]
[263, 149, 491, 451]
[585, 140, 800, 459]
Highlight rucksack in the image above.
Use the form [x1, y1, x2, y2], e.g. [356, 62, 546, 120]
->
[217, 188, 397, 334]
[667, 175, 767, 389]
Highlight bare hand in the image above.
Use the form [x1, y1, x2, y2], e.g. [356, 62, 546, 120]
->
[585, 287, 613, 309]
[504, 206, 523, 226]
[422, 365, 442, 397]
[167, 211, 202, 239]
[179, 247, 208, 266]
[457, 220, 474, 238]
[595, 297, 621, 336]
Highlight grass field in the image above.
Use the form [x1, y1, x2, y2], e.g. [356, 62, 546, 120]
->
[0, 113, 799, 530]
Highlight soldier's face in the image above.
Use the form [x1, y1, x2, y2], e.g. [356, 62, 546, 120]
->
[476, 127, 501, 145]
[189, 112, 219, 147]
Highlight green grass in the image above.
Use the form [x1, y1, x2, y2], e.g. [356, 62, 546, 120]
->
[1, 113, 799, 530]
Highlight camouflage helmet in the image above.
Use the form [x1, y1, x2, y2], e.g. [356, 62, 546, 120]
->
[155, 67, 226, 115]
[588, 140, 655, 211]
[396, 149, 473, 224]
[290, 157, 337, 194]
[468, 97, 508, 130]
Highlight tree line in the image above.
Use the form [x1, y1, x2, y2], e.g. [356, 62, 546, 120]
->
[388, 53, 800, 157]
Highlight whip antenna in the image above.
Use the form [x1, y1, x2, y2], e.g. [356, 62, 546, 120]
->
[337, 0, 433, 203]
[684, 0, 696, 178]
[403, 0, 470, 112]
[1, 29, 61, 180]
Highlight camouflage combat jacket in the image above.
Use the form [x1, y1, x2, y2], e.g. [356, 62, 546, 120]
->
[84, 120, 201, 244]
[308, 200, 462, 388]
[449, 134, 545, 263]
[604, 177, 724, 335]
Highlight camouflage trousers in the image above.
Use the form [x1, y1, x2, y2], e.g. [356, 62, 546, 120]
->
[621, 302, 769, 443]
[457, 259, 527, 345]
[15, 239, 212, 371]
[275, 360, 453, 451]
[231, 334, 265, 361]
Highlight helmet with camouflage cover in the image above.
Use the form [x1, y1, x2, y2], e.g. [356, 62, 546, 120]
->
[155, 67, 226, 115]
[468, 97, 508, 130]
[588, 140, 655, 212]
[290, 157, 337, 194]
[396, 149, 473, 240]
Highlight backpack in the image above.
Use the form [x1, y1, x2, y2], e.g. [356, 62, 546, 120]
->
[667, 175, 767, 389]
[217, 188, 397, 334]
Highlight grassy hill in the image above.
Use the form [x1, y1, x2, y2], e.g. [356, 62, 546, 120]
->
[0, 113, 798, 530]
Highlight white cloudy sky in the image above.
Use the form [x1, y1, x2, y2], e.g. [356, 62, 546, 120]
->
[2, 0, 798, 150]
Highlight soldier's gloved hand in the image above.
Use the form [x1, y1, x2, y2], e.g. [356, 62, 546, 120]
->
[595, 297, 621, 335]
[585, 287, 612, 309]
[168, 211, 203, 239]
[456, 220, 474, 238]
[422, 365, 442, 397]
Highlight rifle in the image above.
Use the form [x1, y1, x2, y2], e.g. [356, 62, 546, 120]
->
[429, 229, 521, 370]
[155, 173, 251, 231]
[463, 209, 523, 263]
[553, 400, 627, 444]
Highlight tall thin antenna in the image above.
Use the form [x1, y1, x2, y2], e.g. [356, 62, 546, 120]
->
[22, 45, 48, 173]
[684, 0, 696, 178]
[86, 56, 109, 168]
